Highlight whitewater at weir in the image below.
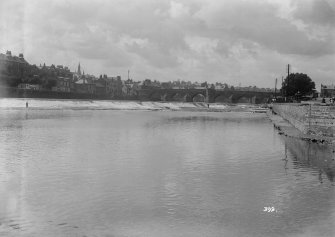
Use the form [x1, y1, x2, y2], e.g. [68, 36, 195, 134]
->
[0, 98, 259, 112]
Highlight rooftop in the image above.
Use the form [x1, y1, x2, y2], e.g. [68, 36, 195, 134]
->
[0, 52, 27, 64]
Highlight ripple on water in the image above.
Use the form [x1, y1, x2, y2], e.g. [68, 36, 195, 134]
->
[0, 109, 334, 237]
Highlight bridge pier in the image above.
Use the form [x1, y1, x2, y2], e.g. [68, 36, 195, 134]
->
[161, 93, 167, 101]
[251, 96, 256, 104]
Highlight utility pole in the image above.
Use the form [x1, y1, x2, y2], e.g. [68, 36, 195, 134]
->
[275, 78, 277, 99]
[281, 76, 284, 97]
[309, 103, 312, 133]
[206, 85, 209, 104]
[128, 70, 130, 80]
[287, 64, 290, 98]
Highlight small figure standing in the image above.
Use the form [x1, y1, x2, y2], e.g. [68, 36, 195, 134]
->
[26, 101, 28, 108]
[207, 103, 210, 108]
[322, 97, 326, 103]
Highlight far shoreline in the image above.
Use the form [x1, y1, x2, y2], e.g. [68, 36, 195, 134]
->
[0, 97, 268, 113]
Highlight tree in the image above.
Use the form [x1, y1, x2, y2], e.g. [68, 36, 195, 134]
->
[281, 73, 315, 97]
[223, 83, 229, 91]
[201, 81, 208, 88]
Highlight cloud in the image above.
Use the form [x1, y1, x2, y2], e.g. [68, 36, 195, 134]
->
[169, 1, 189, 18]
[293, 0, 335, 27]
[195, 0, 334, 57]
[0, 0, 334, 87]
[0, 0, 26, 52]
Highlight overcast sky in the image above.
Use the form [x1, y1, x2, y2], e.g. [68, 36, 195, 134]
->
[0, 0, 334, 88]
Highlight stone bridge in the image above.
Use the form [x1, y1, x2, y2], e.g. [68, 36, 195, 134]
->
[138, 89, 275, 104]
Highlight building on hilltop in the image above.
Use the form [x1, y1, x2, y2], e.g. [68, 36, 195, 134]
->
[0, 50, 29, 84]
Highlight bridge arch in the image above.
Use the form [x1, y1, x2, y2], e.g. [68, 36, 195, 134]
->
[232, 95, 252, 103]
[237, 97, 251, 103]
[165, 92, 178, 101]
[143, 89, 274, 103]
[149, 91, 165, 101]
[160, 93, 167, 101]
[214, 94, 232, 103]
[260, 97, 270, 103]
[172, 93, 187, 102]
[192, 93, 206, 102]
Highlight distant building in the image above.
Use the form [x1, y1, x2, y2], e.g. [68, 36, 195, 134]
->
[161, 82, 172, 89]
[172, 86, 180, 89]
[52, 77, 72, 92]
[0, 50, 29, 80]
[122, 80, 140, 97]
[39, 62, 72, 80]
[214, 85, 225, 90]
[321, 84, 335, 97]
[18, 83, 31, 89]
[106, 76, 122, 98]
[75, 78, 95, 94]
[95, 82, 107, 96]
[141, 79, 161, 89]
[18, 83, 41, 91]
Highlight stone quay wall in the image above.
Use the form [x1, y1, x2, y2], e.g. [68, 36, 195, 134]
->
[272, 104, 335, 137]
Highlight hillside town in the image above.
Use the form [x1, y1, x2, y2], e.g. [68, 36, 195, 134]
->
[0, 50, 279, 100]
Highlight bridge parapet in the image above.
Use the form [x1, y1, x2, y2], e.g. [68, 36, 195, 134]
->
[138, 88, 274, 104]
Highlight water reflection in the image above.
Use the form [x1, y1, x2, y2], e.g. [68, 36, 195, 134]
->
[1, 109, 335, 237]
[282, 136, 335, 183]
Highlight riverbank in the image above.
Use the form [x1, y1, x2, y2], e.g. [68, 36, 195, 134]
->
[267, 110, 335, 146]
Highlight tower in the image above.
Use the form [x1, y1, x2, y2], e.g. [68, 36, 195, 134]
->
[77, 62, 81, 75]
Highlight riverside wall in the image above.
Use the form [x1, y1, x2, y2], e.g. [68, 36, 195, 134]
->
[272, 103, 335, 137]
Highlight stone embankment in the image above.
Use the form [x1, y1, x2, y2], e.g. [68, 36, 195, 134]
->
[269, 103, 335, 145]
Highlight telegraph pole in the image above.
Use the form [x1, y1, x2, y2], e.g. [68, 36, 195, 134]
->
[206, 85, 209, 104]
[275, 78, 277, 99]
[281, 76, 284, 97]
[287, 64, 290, 98]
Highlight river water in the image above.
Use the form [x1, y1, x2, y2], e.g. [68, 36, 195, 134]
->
[0, 99, 334, 237]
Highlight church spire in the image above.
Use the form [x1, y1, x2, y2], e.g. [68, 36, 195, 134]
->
[77, 62, 81, 75]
